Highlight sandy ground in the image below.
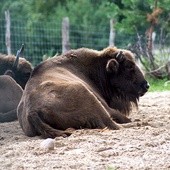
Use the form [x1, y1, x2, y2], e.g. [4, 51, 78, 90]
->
[0, 91, 170, 170]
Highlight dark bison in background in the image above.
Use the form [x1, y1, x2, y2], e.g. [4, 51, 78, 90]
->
[0, 48, 33, 122]
[0, 53, 33, 89]
[17, 47, 149, 138]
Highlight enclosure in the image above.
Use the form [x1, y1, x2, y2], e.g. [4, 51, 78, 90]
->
[0, 1, 170, 169]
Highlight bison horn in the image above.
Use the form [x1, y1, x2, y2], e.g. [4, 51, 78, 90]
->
[12, 44, 25, 70]
[115, 51, 124, 62]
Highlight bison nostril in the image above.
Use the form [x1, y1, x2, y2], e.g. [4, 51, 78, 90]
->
[145, 83, 150, 89]
[141, 81, 150, 90]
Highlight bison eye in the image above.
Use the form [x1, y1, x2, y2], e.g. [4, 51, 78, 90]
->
[125, 61, 135, 71]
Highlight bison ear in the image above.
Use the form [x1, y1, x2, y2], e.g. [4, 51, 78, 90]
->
[106, 59, 119, 73]
[115, 51, 124, 62]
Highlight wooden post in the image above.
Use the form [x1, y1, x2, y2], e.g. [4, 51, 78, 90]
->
[109, 19, 115, 47]
[62, 17, 70, 54]
[5, 10, 11, 55]
[166, 61, 170, 80]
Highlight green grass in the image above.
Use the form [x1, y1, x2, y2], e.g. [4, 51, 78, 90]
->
[147, 77, 170, 92]
[106, 166, 118, 170]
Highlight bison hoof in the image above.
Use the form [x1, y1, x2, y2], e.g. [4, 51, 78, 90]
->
[61, 131, 72, 138]
[42, 130, 72, 139]
[115, 117, 131, 124]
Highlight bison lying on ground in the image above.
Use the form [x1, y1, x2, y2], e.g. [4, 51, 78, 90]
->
[0, 53, 33, 89]
[17, 47, 149, 138]
[0, 45, 33, 122]
[0, 75, 23, 122]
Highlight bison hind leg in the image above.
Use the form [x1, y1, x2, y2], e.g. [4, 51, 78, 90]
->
[27, 111, 72, 139]
[42, 129, 72, 139]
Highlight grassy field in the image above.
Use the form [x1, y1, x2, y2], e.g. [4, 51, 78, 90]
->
[147, 77, 170, 92]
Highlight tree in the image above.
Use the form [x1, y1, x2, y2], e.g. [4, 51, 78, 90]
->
[0, 0, 169, 74]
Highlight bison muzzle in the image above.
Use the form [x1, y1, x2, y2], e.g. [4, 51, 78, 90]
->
[17, 47, 149, 138]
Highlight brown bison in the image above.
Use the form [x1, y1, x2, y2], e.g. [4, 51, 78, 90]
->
[0, 45, 33, 122]
[0, 52, 33, 89]
[17, 47, 149, 138]
[0, 75, 23, 122]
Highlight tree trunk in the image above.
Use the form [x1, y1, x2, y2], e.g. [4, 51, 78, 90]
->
[166, 61, 170, 80]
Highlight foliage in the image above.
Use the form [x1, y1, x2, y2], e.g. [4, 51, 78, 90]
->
[0, 0, 169, 72]
[148, 77, 170, 92]
[106, 165, 118, 170]
[0, 0, 170, 34]
[106, 165, 119, 170]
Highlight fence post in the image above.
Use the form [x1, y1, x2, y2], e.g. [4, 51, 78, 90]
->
[109, 19, 115, 47]
[5, 10, 11, 55]
[62, 17, 70, 53]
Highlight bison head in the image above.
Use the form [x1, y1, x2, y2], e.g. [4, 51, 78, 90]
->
[0, 54, 33, 89]
[0, 45, 33, 89]
[104, 49, 149, 114]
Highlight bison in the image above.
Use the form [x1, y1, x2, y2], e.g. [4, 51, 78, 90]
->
[0, 75, 23, 122]
[17, 47, 149, 138]
[0, 45, 33, 122]
[0, 52, 33, 89]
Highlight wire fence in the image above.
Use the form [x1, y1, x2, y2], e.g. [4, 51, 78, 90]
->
[0, 19, 63, 65]
[1, 18, 169, 66]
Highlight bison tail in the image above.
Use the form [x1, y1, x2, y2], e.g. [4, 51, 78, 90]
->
[0, 109, 17, 123]
[27, 111, 71, 139]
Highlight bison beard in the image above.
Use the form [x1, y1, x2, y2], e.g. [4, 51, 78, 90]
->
[17, 47, 149, 138]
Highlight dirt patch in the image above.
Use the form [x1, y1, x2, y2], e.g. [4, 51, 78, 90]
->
[0, 92, 170, 170]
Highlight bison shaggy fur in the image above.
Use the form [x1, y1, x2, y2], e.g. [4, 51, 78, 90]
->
[0, 53, 33, 122]
[17, 47, 149, 138]
[0, 53, 33, 89]
[0, 75, 23, 122]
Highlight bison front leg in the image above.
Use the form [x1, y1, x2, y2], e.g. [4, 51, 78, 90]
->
[93, 95, 131, 124]
[67, 83, 121, 130]
[109, 110, 131, 124]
